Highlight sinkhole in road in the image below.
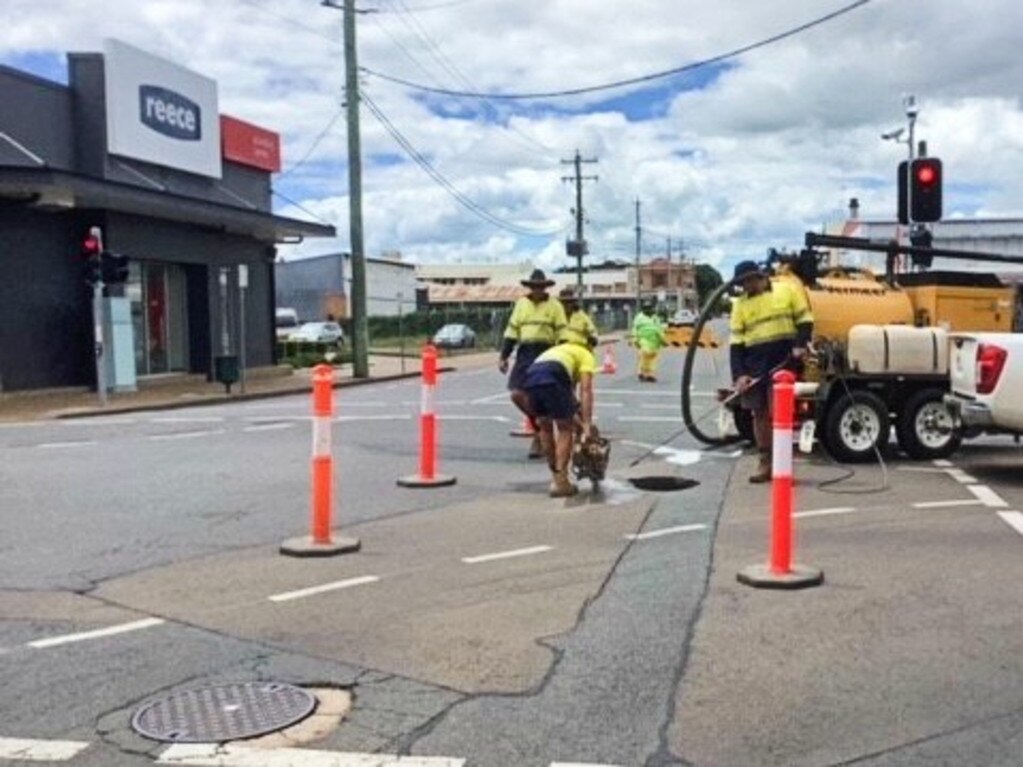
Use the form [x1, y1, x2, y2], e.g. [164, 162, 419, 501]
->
[629, 476, 700, 492]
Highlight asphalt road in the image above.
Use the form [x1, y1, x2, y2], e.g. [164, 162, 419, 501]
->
[1, 341, 1021, 766]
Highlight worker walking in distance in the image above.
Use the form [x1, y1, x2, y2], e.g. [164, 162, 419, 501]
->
[729, 261, 814, 483]
[499, 269, 568, 459]
[559, 287, 599, 348]
[521, 336, 597, 498]
[631, 300, 667, 382]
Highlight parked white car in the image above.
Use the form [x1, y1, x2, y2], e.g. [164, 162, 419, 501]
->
[288, 321, 345, 347]
[946, 332, 1023, 433]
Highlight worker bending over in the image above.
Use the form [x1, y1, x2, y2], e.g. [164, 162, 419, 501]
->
[499, 269, 567, 458]
[521, 338, 596, 498]
[729, 261, 813, 483]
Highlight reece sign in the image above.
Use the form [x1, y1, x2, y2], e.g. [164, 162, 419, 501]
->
[104, 39, 221, 178]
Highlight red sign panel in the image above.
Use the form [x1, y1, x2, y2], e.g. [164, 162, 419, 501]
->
[220, 115, 281, 173]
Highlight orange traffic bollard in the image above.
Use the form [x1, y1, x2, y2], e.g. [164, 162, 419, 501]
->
[280, 364, 360, 557]
[398, 345, 457, 488]
[737, 369, 823, 589]
[601, 344, 617, 375]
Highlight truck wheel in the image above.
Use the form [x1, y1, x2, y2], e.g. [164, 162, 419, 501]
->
[896, 388, 962, 460]
[823, 390, 890, 463]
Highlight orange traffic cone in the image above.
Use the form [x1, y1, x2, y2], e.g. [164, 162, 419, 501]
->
[601, 345, 618, 375]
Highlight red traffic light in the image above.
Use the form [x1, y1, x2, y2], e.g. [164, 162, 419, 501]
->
[916, 163, 937, 185]
[82, 235, 101, 258]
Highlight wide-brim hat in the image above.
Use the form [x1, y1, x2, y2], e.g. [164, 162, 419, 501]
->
[733, 260, 766, 282]
[559, 287, 579, 301]
[521, 268, 555, 288]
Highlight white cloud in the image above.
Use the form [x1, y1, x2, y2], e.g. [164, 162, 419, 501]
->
[3, 0, 1023, 275]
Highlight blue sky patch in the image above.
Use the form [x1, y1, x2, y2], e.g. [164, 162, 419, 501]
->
[0, 50, 67, 84]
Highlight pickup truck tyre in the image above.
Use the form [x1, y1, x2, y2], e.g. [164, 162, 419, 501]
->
[823, 390, 890, 463]
[896, 387, 962, 460]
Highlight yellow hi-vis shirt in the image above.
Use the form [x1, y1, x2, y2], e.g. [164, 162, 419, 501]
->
[535, 343, 597, 384]
[560, 308, 598, 346]
[729, 279, 813, 348]
[504, 296, 567, 345]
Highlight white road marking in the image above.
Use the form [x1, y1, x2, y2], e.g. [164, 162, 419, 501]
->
[470, 391, 508, 404]
[932, 459, 954, 468]
[595, 401, 625, 408]
[461, 545, 553, 564]
[0, 737, 91, 761]
[968, 484, 1008, 508]
[594, 389, 682, 397]
[997, 511, 1023, 536]
[242, 423, 296, 433]
[551, 763, 623, 767]
[148, 430, 226, 441]
[913, 499, 985, 509]
[437, 415, 510, 423]
[620, 440, 742, 466]
[34, 441, 98, 449]
[0, 422, 48, 429]
[946, 468, 979, 484]
[626, 524, 707, 540]
[335, 415, 412, 423]
[268, 576, 380, 603]
[794, 507, 857, 519]
[28, 617, 165, 649]
[151, 417, 225, 424]
[247, 416, 313, 423]
[158, 744, 464, 766]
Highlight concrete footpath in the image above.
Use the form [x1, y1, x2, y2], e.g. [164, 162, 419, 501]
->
[0, 349, 498, 422]
[670, 452, 1023, 766]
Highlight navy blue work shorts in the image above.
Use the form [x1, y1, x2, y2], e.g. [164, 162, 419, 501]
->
[508, 343, 550, 391]
[523, 362, 578, 421]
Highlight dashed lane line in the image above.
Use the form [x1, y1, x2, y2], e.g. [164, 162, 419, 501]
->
[148, 430, 227, 441]
[268, 576, 380, 604]
[150, 417, 225, 424]
[618, 416, 687, 423]
[34, 441, 98, 449]
[997, 511, 1023, 536]
[0, 737, 91, 762]
[27, 618, 165, 650]
[794, 507, 858, 519]
[242, 423, 297, 433]
[158, 744, 464, 765]
[626, 524, 708, 540]
[461, 545, 553, 565]
[967, 484, 1009, 508]
[913, 499, 985, 509]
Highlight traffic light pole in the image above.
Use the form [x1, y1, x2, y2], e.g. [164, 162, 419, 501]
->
[92, 281, 107, 406]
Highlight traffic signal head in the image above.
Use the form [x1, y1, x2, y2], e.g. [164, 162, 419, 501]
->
[101, 252, 130, 285]
[81, 227, 103, 285]
[911, 157, 942, 223]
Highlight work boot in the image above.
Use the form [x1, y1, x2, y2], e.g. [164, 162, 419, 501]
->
[528, 434, 544, 459]
[549, 470, 578, 498]
[749, 450, 772, 484]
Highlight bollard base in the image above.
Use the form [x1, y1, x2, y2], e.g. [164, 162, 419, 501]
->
[280, 535, 361, 558]
[737, 563, 824, 590]
[397, 474, 457, 488]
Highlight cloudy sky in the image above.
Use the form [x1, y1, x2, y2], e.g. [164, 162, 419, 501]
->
[2, 0, 1022, 275]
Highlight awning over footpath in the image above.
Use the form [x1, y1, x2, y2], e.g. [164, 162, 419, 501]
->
[0, 165, 335, 243]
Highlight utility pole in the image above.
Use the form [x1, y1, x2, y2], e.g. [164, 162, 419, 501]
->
[323, 0, 370, 377]
[561, 150, 598, 298]
[634, 198, 642, 308]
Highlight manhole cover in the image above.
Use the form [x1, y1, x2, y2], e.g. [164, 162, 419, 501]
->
[629, 476, 699, 492]
[131, 682, 317, 743]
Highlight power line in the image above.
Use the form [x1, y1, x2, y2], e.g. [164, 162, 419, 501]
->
[370, 0, 482, 12]
[362, 0, 873, 100]
[270, 188, 335, 227]
[362, 92, 563, 237]
[277, 108, 347, 178]
[235, 0, 339, 41]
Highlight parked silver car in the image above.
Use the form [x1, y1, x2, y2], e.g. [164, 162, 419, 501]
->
[288, 321, 345, 346]
[433, 323, 477, 349]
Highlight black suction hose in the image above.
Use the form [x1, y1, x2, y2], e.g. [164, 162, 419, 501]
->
[681, 277, 743, 447]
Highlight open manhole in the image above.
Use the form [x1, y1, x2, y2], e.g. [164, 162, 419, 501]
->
[629, 476, 699, 492]
[131, 682, 317, 743]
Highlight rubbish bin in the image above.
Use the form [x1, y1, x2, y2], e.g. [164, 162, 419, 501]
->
[214, 355, 240, 393]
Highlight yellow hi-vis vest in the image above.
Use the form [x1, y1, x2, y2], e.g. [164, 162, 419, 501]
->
[729, 280, 813, 348]
[560, 309, 597, 346]
[504, 296, 567, 345]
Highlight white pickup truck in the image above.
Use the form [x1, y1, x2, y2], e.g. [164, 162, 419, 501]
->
[946, 333, 1023, 434]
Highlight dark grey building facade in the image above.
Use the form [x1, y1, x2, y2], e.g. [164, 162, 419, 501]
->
[0, 41, 333, 392]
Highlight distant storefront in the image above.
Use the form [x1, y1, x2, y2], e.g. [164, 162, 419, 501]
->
[0, 39, 333, 392]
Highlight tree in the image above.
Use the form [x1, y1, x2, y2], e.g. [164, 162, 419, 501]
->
[695, 263, 724, 309]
